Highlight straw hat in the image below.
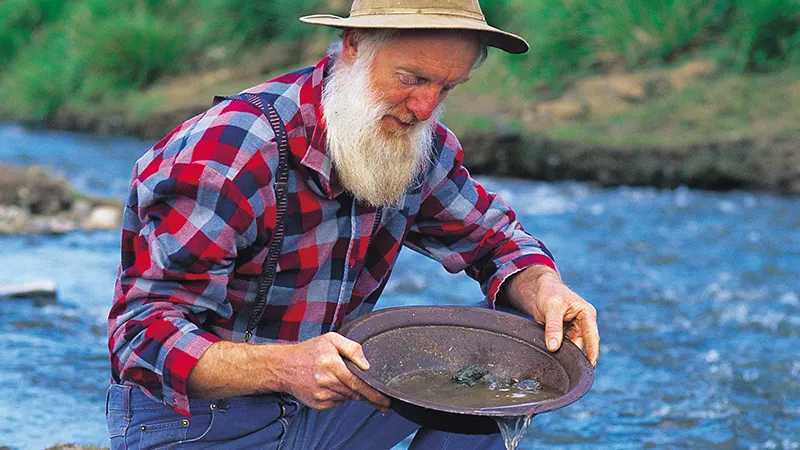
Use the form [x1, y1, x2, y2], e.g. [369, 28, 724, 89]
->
[300, 0, 529, 54]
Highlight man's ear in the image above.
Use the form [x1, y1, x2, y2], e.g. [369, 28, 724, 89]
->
[341, 29, 359, 64]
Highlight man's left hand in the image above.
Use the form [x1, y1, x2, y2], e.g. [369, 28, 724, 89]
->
[501, 266, 600, 367]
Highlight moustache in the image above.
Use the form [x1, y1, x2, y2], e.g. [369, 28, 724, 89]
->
[385, 108, 420, 127]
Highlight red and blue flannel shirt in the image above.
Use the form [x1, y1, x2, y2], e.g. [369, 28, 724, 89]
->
[108, 56, 558, 415]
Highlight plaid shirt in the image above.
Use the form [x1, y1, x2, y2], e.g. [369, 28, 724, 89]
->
[108, 56, 557, 415]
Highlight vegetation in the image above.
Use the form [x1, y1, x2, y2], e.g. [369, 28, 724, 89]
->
[0, 0, 798, 153]
[494, 0, 800, 92]
[0, 0, 344, 120]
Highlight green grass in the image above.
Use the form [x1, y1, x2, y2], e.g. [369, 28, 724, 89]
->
[499, 0, 800, 93]
[0, 0, 341, 122]
[0, 0, 69, 67]
[727, 0, 800, 71]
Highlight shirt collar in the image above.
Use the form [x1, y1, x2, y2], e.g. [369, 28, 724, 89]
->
[299, 56, 344, 199]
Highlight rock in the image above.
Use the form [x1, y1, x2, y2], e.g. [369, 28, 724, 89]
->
[789, 79, 800, 97]
[0, 279, 57, 300]
[669, 60, 718, 91]
[605, 75, 648, 102]
[592, 51, 628, 74]
[576, 73, 672, 115]
[533, 99, 588, 121]
[0, 165, 72, 215]
[0, 165, 122, 235]
[0, 205, 29, 234]
[85, 205, 122, 231]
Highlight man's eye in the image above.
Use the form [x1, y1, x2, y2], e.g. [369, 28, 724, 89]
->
[399, 74, 420, 86]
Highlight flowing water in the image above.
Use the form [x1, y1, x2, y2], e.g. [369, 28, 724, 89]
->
[495, 415, 534, 450]
[1, 123, 799, 449]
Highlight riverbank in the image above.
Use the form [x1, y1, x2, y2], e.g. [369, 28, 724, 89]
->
[0, 165, 122, 235]
[13, 68, 799, 195]
[4, 58, 800, 195]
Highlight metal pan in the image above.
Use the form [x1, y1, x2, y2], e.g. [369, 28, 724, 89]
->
[339, 306, 594, 434]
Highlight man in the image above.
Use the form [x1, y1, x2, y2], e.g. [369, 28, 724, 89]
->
[106, 0, 599, 448]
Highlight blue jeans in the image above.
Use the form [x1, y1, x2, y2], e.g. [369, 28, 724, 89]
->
[106, 384, 504, 449]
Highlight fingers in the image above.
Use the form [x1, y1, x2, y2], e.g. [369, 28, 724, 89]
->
[335, 365, 391, 413]
[564, 307, 600, 368]
[303, 352, 381, 411]
[567, 335, 585, 352]
[543, 297, 567, 352]
[328, 333, 371, 371]
[582, 308, 600, 367]
[542, 295, 600, 368]
[325, 333, 390, 412]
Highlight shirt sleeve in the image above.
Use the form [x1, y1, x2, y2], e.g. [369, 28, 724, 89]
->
[404, 126, 558, 308]
[108, 100, 277, 415]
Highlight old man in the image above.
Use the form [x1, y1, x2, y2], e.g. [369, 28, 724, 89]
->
[106, 0, 600, 448]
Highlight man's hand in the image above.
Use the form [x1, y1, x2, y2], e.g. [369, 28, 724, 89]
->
[501, 266, 600, 367]
[279, 333, 391, 413]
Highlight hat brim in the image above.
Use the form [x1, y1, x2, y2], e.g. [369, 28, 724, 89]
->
[299, 13, 529, 54]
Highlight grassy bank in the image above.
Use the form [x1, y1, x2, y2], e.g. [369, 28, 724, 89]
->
[1, 0, 798, 193]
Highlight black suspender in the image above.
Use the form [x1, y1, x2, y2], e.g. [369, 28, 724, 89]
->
[211, 93, 383, 342]
[213, 94, 290, 342]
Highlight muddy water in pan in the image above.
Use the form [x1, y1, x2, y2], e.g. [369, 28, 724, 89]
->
[386, 369, 561, 409]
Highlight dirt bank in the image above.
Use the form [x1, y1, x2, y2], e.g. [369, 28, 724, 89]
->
[461, 130, 800, 194]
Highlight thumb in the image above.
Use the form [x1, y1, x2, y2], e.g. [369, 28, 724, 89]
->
[328, 333, 371, 371]
[543, 300, 566, 352]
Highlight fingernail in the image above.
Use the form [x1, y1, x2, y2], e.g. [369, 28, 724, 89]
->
[548, 338, 558, 351]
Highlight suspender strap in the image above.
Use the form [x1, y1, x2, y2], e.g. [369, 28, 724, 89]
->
[213, 93, 290, 343]
[212, 93, 384, 340]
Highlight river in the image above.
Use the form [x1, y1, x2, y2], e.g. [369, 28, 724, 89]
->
[1, 123, 798, 449]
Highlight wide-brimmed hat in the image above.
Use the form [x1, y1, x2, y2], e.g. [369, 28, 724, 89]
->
[300, 0, 529, 54]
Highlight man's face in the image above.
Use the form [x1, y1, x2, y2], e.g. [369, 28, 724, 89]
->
[349, 32, 479, 136]
[322, 30, 479, 207]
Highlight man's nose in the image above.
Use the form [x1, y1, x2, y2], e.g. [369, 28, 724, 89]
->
[406, 87, 441, 122]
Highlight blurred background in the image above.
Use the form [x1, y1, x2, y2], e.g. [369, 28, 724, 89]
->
[0, 0, 798, 449]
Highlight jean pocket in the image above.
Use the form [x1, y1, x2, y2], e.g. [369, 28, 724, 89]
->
[139, 413, 214, 450]
[138, 418, 189, 450]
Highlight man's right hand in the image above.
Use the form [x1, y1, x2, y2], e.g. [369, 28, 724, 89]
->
[278, 333, 390, 413]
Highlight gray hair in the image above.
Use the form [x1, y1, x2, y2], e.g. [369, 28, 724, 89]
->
[327, 29, 489, 70]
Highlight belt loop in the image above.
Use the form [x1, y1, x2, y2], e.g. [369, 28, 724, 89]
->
[105, 385, 111, 418]
[123, 385, 132, 420]
[279, 393, 300, 415]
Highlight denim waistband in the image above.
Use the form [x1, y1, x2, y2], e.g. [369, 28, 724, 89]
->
[106, 383, 300, 418]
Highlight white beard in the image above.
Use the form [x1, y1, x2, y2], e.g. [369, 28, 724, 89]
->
[321, 54, 442, 208]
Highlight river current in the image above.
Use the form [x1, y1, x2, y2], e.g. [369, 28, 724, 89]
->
[1, 123, 798, 449]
